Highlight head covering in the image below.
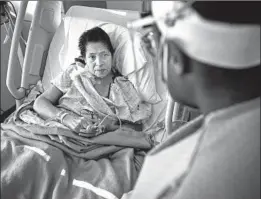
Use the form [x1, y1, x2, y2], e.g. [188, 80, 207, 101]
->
[151, 1, 260, 69]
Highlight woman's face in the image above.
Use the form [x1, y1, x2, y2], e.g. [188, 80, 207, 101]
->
[85, 42, 112, 78]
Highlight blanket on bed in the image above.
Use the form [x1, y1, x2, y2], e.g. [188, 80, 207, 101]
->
[1, 102, 153, 199]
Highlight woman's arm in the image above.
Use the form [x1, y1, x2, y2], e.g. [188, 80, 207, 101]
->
[33, 85, 63, 120]
[34, 85, 98, 134]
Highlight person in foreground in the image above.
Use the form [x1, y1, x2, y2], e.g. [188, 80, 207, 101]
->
[34, 27, 151, 136]
[123, 1, 260, 199]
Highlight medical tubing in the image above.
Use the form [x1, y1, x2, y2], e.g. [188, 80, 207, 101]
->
[5, 5, 27, 46]
[3, 6, 14, 44]
[96, 113, 122, 130]
[5, 6, 14, 28]
[142, 103, 167, 133]
[6, 1, 28, 102]
[80, 108, 122, 130]
[4, 8, 19, 46]
[6, 11, 27, 46]
[7, 1, 17, 17]
[3, 22, 9, 38]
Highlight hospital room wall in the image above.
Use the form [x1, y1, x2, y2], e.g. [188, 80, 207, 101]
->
[107, 1, 143, 12]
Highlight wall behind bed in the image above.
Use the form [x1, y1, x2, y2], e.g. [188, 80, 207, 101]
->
[107, 1, 143, 12]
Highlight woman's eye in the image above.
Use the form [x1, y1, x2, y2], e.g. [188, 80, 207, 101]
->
[89, 56, 96, 60]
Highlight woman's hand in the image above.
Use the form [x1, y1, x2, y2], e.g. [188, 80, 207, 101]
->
[62, 114, 98, 134]
[63, 114, 121, 135]
[104, 122, 120, 132]
[100, 118, 120, 132]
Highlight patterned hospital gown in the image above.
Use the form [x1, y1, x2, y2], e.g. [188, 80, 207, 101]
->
[51, 63, 152, 124]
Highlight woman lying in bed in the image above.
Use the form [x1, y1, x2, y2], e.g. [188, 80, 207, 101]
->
[33, 27, 152, 137]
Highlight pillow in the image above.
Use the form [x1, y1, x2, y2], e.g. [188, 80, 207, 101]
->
[61, 16, 161, 104]
[127, 41, 162, 104]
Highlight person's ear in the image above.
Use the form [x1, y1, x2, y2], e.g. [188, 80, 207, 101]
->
[168, 41, 187, 76]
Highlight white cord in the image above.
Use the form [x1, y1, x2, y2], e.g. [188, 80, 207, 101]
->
[160, 128, 167, 142]
[3, 22, 10, 44]
[97, 112, 122, 130]
[142, 103, 167, 133]
[4, 6, 27, 46]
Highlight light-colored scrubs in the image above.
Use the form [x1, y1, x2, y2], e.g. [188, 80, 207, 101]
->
[126, 97, 260, 199]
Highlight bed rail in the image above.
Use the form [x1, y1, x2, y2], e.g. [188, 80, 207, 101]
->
[6, 1, 62, 109]
[6, 1, 28, 108]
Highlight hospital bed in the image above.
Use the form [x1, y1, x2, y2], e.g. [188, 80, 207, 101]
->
[2, 2, 193, 198]
[6, 1, 190, 141]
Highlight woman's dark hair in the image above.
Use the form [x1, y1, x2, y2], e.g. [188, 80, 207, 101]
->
[78, 27, 114, 58]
